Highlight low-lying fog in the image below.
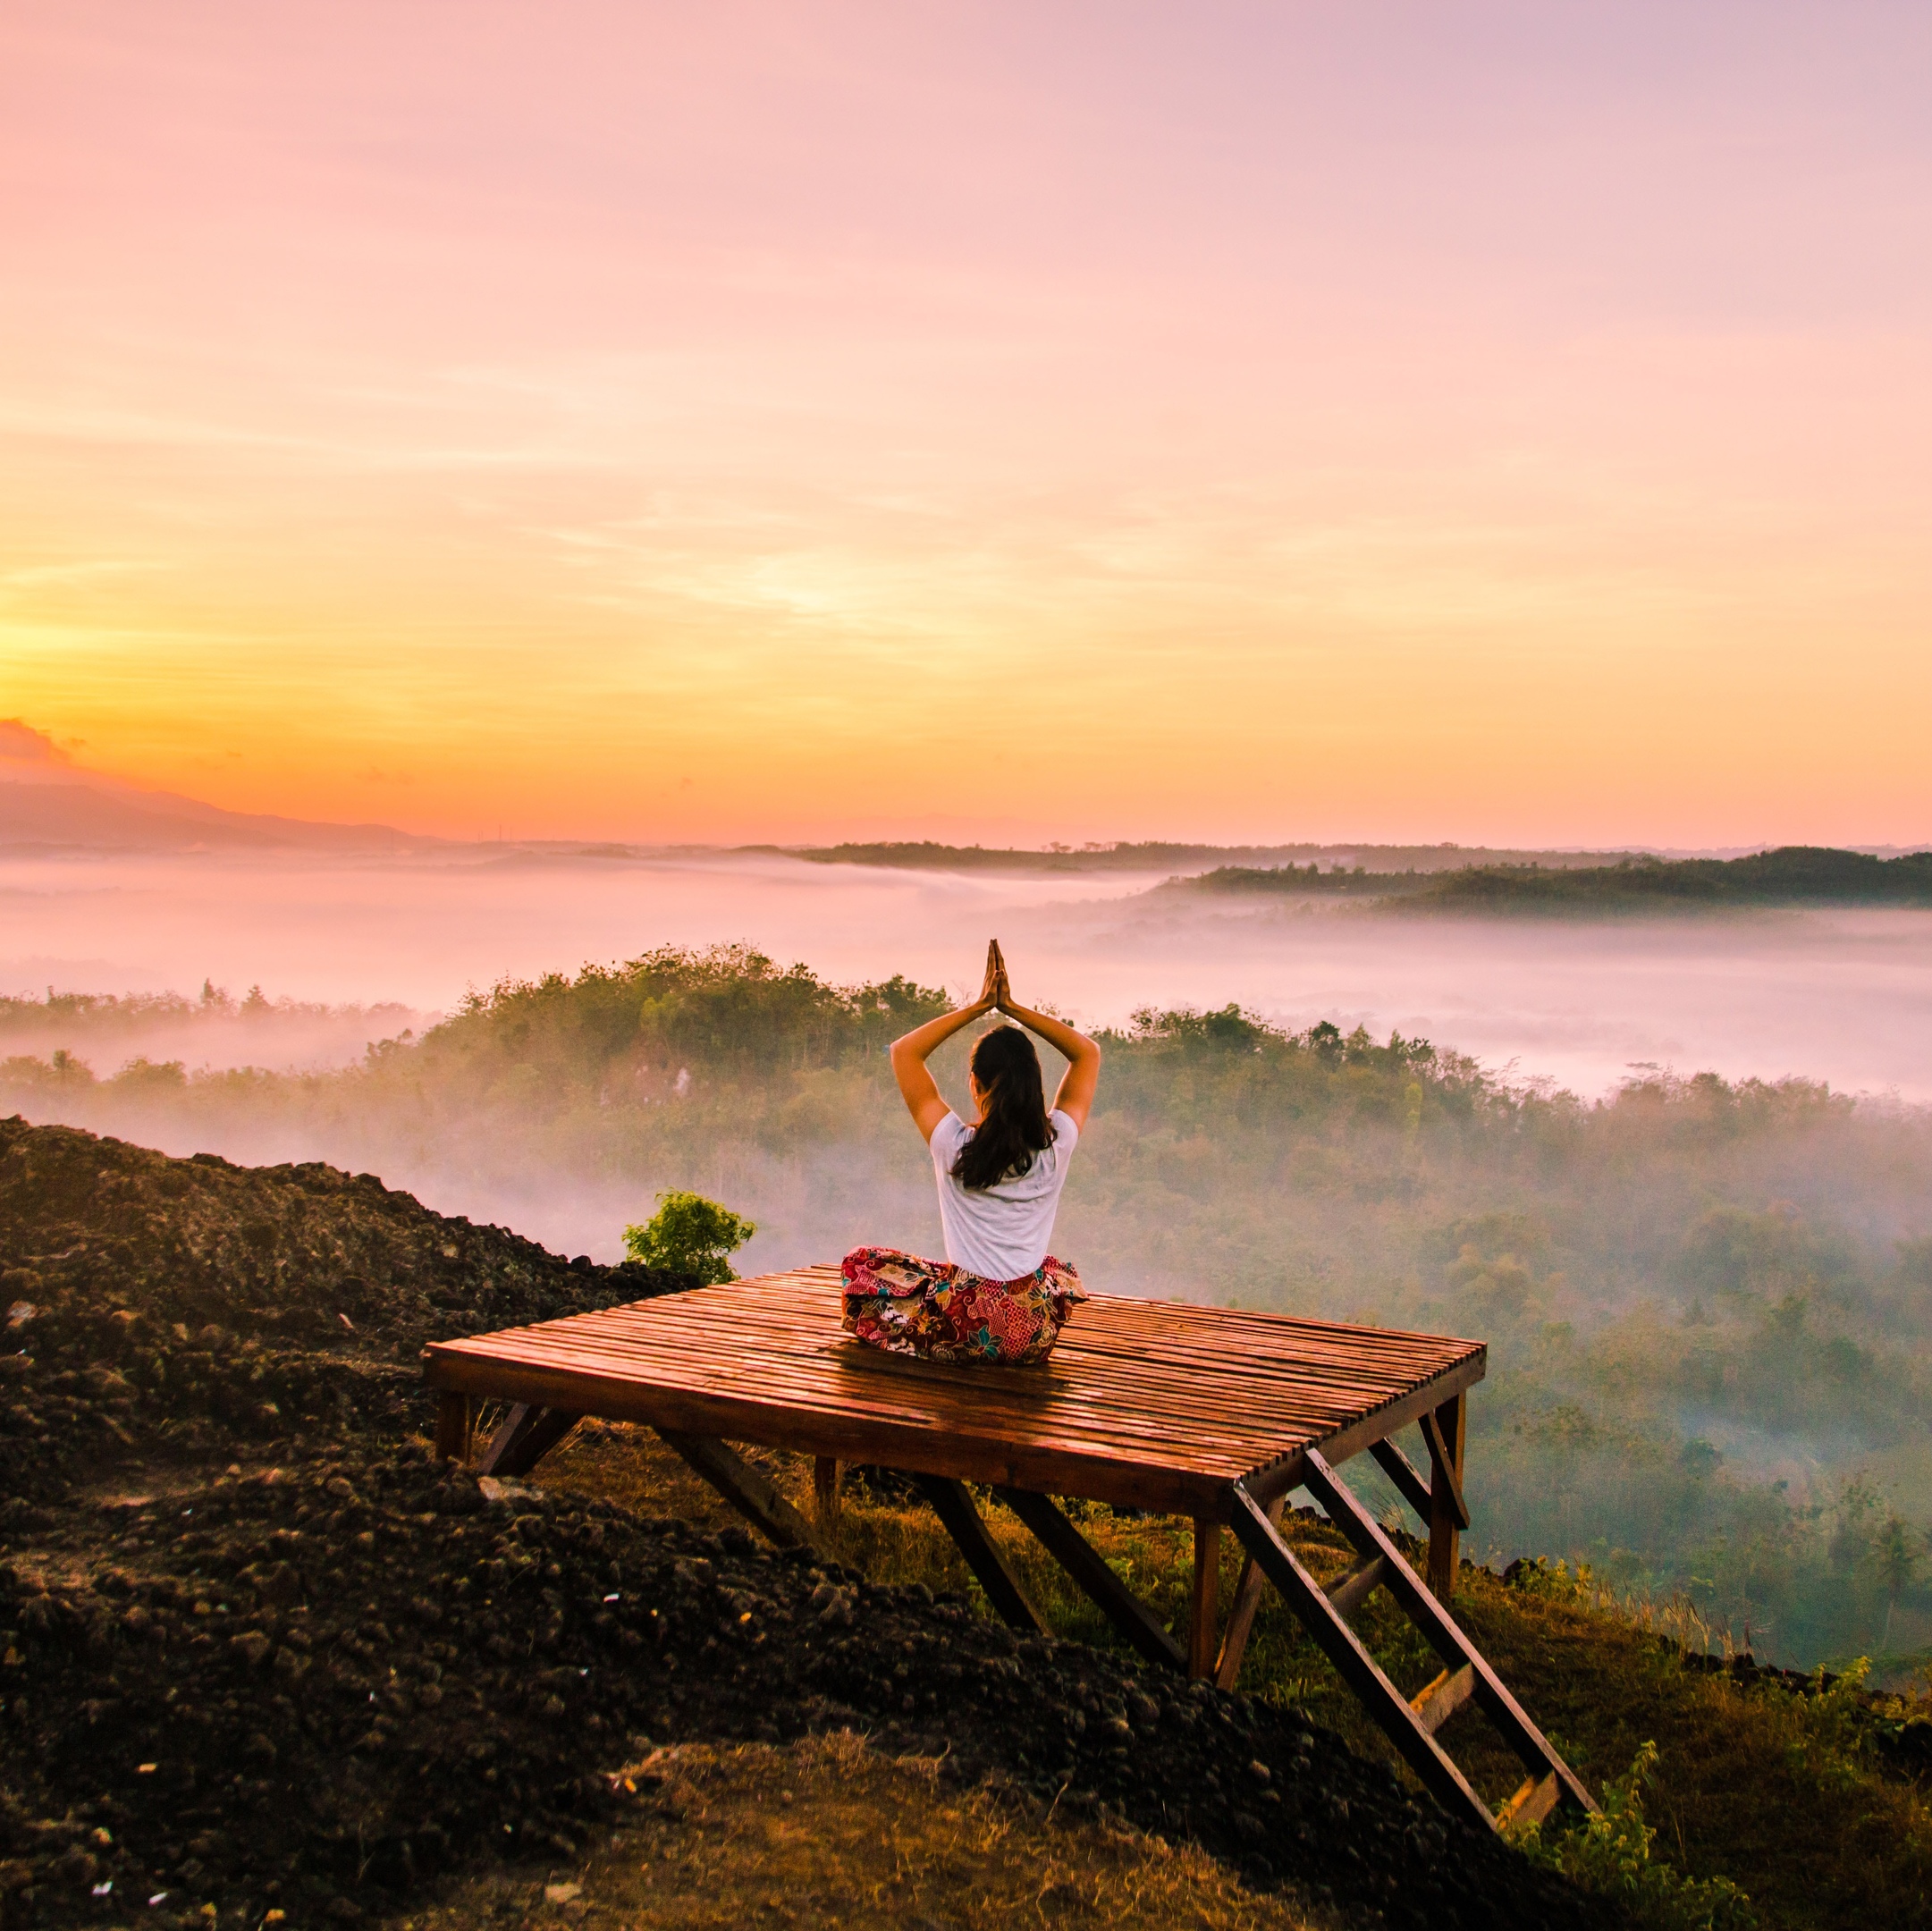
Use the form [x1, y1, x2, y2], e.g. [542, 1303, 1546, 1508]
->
[8, 845, 1930, 1667]
[5, 846, 1932, 1098]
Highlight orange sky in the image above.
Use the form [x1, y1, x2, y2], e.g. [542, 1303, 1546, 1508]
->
[4, 3, 1930, 846]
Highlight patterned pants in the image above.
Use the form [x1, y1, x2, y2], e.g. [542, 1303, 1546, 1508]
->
[840, 1245, 1087, 1365]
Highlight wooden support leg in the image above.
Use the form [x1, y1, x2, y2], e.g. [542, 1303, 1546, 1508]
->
[475, 1403, 582, 1478]
[915, 1476, 1049, 1634]
[434, 1392, 473, 1464]
[1424, 1391, 1469, 1599]
[1189, 1518, 1222, 1680]
[814, 1456, 842, 1524]
[998, 1488, 1185, 1673]
[655, 1429, 832, 1557]
[1214, 1492, 1285, 1691]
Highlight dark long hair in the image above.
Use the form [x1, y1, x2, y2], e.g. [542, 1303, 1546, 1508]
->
[954, 1024, 1054, 1190]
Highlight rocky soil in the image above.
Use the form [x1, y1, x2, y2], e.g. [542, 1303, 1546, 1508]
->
[0, 1119, 1617, 1931]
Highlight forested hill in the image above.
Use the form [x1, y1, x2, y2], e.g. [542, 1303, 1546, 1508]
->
[764, 839, 1641, 874]
[1183, 845, 1932, 911]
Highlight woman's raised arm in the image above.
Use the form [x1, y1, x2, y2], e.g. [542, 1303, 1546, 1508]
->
[888, 942, 1000, 1143]
[993, 949, 1101, 1131]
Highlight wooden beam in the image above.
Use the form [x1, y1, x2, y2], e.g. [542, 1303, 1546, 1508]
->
[1214, 1491, 1286, 1691]
[1368, 1435, 1435, 1524]
[1425, 1393, 1470, 1597]
[1411, 1664, 1476, 1735]
[476, 1403, 582, 1478]
[434, 1392, 473, 1463]
[813, 1456, 842, 1523]
[1189, 1519, 1222, 1680]
[998, 1488, 1185, 1674]
[1227, 1483, 1493, 1834]
[915, 1476, 1049, 1634]
[655, 1429, 832, 1557]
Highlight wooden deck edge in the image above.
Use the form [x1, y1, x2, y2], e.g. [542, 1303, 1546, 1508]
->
[1236, 1348, 1488, 1505]
[418, 1351, 1238, 1520]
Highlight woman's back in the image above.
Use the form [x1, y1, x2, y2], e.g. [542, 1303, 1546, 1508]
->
[929, 1106, 1079, 1281]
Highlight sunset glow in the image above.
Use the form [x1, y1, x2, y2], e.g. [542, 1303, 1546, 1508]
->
[4, 3, 1930, 844]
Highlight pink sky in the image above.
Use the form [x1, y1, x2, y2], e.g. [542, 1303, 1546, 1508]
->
[3, 2, 1930, 844]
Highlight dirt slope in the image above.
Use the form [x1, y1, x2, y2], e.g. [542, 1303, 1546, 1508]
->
[0, 1121, 1616, 1931]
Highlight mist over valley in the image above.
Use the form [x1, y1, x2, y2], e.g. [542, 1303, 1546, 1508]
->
[5, 831, 1930, 1679]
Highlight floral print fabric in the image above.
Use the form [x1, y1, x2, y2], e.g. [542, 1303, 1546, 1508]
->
[840, 1245, 1087, 1365]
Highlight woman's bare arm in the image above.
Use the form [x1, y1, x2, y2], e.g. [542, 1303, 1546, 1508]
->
[888, 943, 1000, 1143]
[993, 950, 1101, 1131]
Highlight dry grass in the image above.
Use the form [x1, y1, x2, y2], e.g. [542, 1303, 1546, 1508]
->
[378, 1733, 1324, 1931]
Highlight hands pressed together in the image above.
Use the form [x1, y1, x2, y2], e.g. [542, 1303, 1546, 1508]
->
[974, 939, 1016, 1017]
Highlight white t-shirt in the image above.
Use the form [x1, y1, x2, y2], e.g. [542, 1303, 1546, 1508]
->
[928, 1108, 1079, 1281]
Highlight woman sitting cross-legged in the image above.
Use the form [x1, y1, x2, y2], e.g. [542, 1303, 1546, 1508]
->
[841, 941, 1101, 1365]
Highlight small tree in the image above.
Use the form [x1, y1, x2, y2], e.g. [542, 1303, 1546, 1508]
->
[623, 1191, 755, 1285]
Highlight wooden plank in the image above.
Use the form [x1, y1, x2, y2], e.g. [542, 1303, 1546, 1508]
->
[1425, 1392, 1470, 1597]
[1227, 1483, 1493, 1834]
[434, 1392, 472, 1463]
[813, 1456, 841, 1523]
[1189, 1519, 1222, 1680]
[999, 1488, 1185, 1674]
[1214, 1491, 1286, 1691]
[1411, 1664, 1475, 1735]
[475, 1403, 582, 1478]
[654, 1429, 832, 1557]
[1325, 1552, 1388, 1621]
[915, 1477, 1049, 1634]
[1368, 1435, 1434, 1523]
[1297, 1450, 1594, 1817]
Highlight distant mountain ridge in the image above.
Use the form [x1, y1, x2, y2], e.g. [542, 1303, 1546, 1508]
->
[0, 778, 439, 854]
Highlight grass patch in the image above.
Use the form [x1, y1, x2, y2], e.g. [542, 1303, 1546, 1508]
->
[378, 1733, 1326, 1931]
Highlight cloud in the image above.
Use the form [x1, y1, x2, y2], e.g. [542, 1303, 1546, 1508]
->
[0, 720, 71, 764]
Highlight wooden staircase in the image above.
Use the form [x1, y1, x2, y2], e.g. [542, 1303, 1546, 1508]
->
[1228, 1447, 1594, 1835]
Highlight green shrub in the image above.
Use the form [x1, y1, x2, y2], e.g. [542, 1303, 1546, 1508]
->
[1523, 1741, 1756, 1929]
[624, 1190, 756, 1285]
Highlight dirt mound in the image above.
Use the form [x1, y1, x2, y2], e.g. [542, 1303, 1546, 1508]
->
[0, 1121, 1617, 1931]
[2, 1451, 1605, 1931]
[0, 1117, 688, 1503]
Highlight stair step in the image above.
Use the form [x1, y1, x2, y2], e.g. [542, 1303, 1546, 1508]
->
[1410, 1663, 1475, 1734]
[1498, 1772, 1560, 1833]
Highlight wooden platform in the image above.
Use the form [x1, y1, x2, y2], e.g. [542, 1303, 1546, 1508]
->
[423, 1266, 1593, 1834]
[423, 1265, 1485, 1522]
